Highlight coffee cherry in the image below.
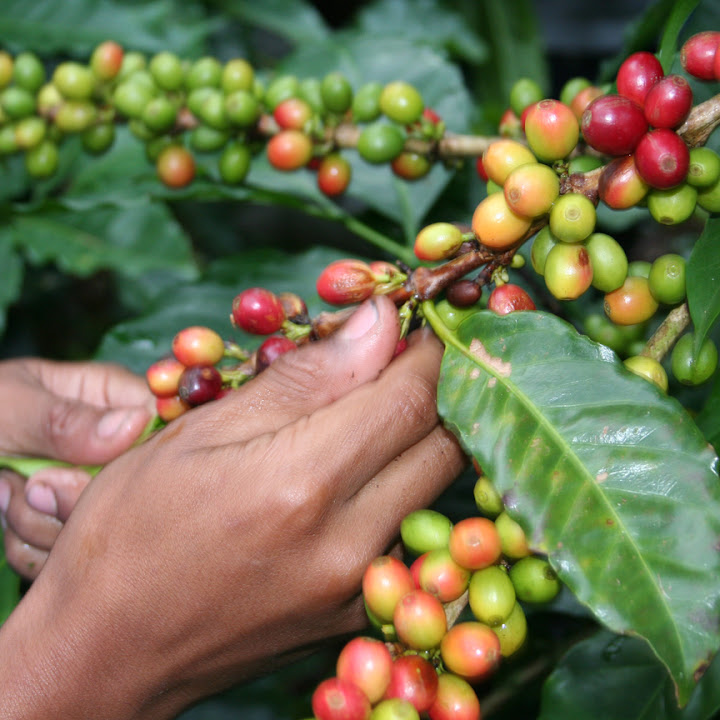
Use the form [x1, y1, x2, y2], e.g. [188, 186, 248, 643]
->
[584, 233, 628, 293]
[509, 77, 544, 117]
[117, 51, 147, 81]
[337, 637, 393, 705]
[647, 184, 697, 225]
[581, 94, 648, 155]
[584, 313, 628, 354]
[604, 276, 659, 325]
[25, 140, 59, 178]
[146, 356, 186, 397]
[698, 177, 720, 213]
[687, 147, 720, 188]
[616, 51, 663, 108]
[414, 222, 464, 262]
[384, 655, 439, 712]
[680, 31, 720, 81]
[14, 117, 46, 150]
[267, 129, 313, 171]
[440, 622, 502, 682]
[317, 259, 377, 305]
[524, 99, 579, 162]
[232, 287, 285, 335]
[363, 555, 415, 624]
[82, 123, 116, 155]
[156, 145, 195, 188]
[418, 548, 470, 602]
[55, 100, 98, 133]
[471, 193, 531, 250]
[172, 326, 224, 367]
[321, 72, 353, 114]
[568, 154, 604, 174]
[371, 699, 419, 720]
[312, 677, 371, 720]
[357, 123, 405, 164]
[221, 58, 254, 94]
[628, 260, 652, 279]
[498, 107, 522, 138]
[468, 565, 516, 626]
[141, 96, 177, 133]
[1, 86, 36, 119]
[671, 333, 718, 385]
[530, 226, 559, 275]
[492, 602, 528, 657]
[495, 511, 530, 559]
[113, 80, 154, 119]
[473, 475, 504, 518]
[599, 155, 650, 210]
[264, 74, 300, 111]
[156, 394, 190, 422]
[544, 243, 593, 301]
[401, 509, 453, 556]
[224, 90, 259, 127]
[427, 673, 480, 720]
[445, 280, 482, 308]
[54, 61, 95, 101]
[380, 81, 423, 125]
[318, 153, 352, 196]
[570, 85, 604, 121]
[634, 129, 689, 189]
[13, 52, 45, 92]
[393, 589, 447, 650]
[559, 76, 592, 107]
[89, 40, 124, 81]
[256, 336, 297, 373]
[0, 51, 12, 90]
[186, 56, 222, 90]
[218, 142, 251, 184]
[487, 284, 536, 315]
[274, 97, 313, 130]
[448, 517, 502, 570]
[352, 82, 383, 122]
[549, 193, 596, 243]
[624, 355, 668, 392]
[509, 556, 561, 603]
[503, 162, 559, 217]
[178, 365, 222, 405]
[434, 300, 480, 331]
[644, 75, 692, 129]
[482, 139, 535, 185]
[391, 152, 431, 181]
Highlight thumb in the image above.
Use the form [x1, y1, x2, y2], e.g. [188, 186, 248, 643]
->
[204, 296, 401, 444]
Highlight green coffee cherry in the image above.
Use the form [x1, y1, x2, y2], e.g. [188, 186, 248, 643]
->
[298, 77, 324, 114]
[1, 86, 36, 119]
[560, 76, 592, 106]
[627, 260, 652, 279]
[583, 313, 627, 354]
[473, 475, 504, 518]
[224, 90, 259, 127]
[0, 51, 13, 89]
[222, 58, 254, 94]
[486, 179, 503, 194]
[82, 123, 115, 154]
[0, 124, 18, 154]
[264, 75, 299, 111]
[13, 52, 46, 92]
[544, 243, 594, 301]
[468, 566, 516, 626]
[624, 355, 668, 392]
[187, 87, 214, 117]
[14, 117, 46, 150]
[379, 81, 423, 124]
[141, 96, 177, 133]
[647, 184, 697, 225]
[185, 57, 222, 89]
[687, 147, 720, 188]
[55, 101, 97, 133]
[118, 51, 147, 80]
[219, 141, 251, 184]
[697, 177, 720, 213]
[53, 62, 95, 100]
[648, 253, 686, 305]
[25, 139, 59, 178]
[145, 136, 174, 163]
[128, 119, 157, 141]
[36, 83, 63, 114]
[352, 82, 383, 122]
[671, 333, 718, 386]
[113, 81, 154, 119]
[401, 509, 453, 556]
[357, 122, 405, 164]
[190, 124, 230, 152]
[568, 154, 604, 174]
[492, 602, 527, 656]
[124, 69, 157, 92]
[196, 89, 230, 130]
[530, 226, 559, 276]
[509, 556, 561, 603]
[149, 51, 184, 91]
[509, 77, 544, 116]
[433, 299, 480, 331]
[496, 511, 530, 559]
[549, 193, 596, 243]
[320, 72, 353, 114]
[584, 232, 627, 293]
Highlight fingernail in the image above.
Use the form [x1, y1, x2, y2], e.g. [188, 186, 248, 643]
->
[0, 480, 10, 515]
[338, 299, 379, 340]
[96, 407, 144, 439]
[26, 483, 58, 516]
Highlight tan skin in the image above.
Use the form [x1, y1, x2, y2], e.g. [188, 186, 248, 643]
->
[0, 297, 466, 719]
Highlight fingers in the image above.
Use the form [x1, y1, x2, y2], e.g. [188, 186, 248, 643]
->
[26, 467, 92, 523]
[191, 296, 401, 446]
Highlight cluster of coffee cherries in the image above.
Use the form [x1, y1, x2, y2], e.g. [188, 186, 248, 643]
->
[0, 41, 442, 194]
[306, 461, 560, 720]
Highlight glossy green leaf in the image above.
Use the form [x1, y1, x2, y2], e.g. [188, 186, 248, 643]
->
[428, 306, 720, 705]
[658, 0, 701, 73]
[0, 228, 24, 338]
[540, 630, 720, 720]
[696, 373, 720, 454]
[0, 535, 20, 626]
[688, 218, 720, 358]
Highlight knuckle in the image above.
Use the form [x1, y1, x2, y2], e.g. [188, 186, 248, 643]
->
[46, 401, 78, 450]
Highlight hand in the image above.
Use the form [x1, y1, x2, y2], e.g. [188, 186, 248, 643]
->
[0, 297, 466, 719]
[0, 359, 154, 579]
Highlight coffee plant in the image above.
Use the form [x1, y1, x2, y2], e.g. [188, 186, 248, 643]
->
[2, 0, 720, 718]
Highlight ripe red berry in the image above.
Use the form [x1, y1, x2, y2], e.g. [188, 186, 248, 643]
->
[487, 284, 536, 314]
[267, 129, 313, 170]
[231, 287, 286, 335]
[569, 85, 603, 120]
[146, 356, 186, 398]
[393, 589, 448, 650]
[475, 156, 489, 181]
[317, 259, 377, 305]
[318, 153, 352, 196]
[156, 145, 195, 188]
[680, 31, 720, 81]
[643, 75, 692, 129]
[273, 97, 313, 130]
[634, 129, 689, 189]
[312, 677, 371, 720]
[256, 336, 297, 372]
[177, 365, 222, 405]
[598, 155, 650, 209]
[336, 637, 393, 705]
[440, 622, 502, 682]
[422, 107, 442, 125]
[384, 655, 439, 713]
[581, 94, 648, 156]
[172, 326, 225, 367]
[428, 673, 480, 720]
[616, 51, 663, 108]
[448, 517, 502, 570]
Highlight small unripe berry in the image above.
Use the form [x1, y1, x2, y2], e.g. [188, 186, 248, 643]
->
[648, 253, 686, 305]
[624, 355, 669, 392]
[559, 76, 592, 107]
[530, 226, 560, 276]
[417, 548, 470, 602]
[468, 565, 516, 626]
[156, 145, 195, 188]
[352, 82, 383, 122]
[428, 674, 480, 720]
[172, 326, 225, 366]
[219, 142, 251, 184]
[156, 395, 190, 422]
[549, 193, 596, 243]
[25, 140, 59, 178]
[509, 77, 544, 116]
[503, 162, 559, 217]
[90, 41, 124, 81]
[482, 139, 535, 185]
[509, 556, 561, 603]
[687, 147, 720, 188]
[401, 509, 453, 556]
[495, 511, 530, 559]
[584, 232, 628, 293]
[357, 123, 405, 164]
[186, 56, 223, 90]
[221, 58, 254, 93]
[273, 97, 313, 130]
[473, 475, 504, 518]
[599, 155, 650, 210]
[414, 222, 465, 261]
[471, 193, 531, 251]
[671, 333, 718, 386]
[391, 152, 431, 181]
[493, 602, 528, 657]
[604, 276, 659, 325]
[380, 81, 423, 125]
[321, 72, 353, 114]
[647, 184, 697, 225]
[393, 590, 447, 650]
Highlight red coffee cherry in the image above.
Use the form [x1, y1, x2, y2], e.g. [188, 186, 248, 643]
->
[172, 326, 225, 367]
[267, 129, 313, 170]
[504, 162, 560, 218]
[643, 75, 692, 129]
[156, 145, 195, 188]
[256, 336, 297, 372]
[498, 107, 522, 137]
[231, 287, 286, 335]
[336, 637, 393, 705]
[384, 655, 439, 713]
[604, 275, 659, 325]
[318, 153, 352, 196]
[312, 677, 371, 720]
[146, 356, 186, 397]
[156, 395, 191, 422]
[570, 85, 603, 120]
[317, 259, 377, 305]
[616, 51, 663, 108]
[487, 284, 536, 315]
[90, 40, 124, 81]
[362, 555, 415, 624]
[418, 548, 470, 602]
[634, 129, 690, 189]
[428, 673, 480, 720]
[599, 155, 650, 209]
[393, 589, 448, 650]
[581, 94, 648, 155]
[440, 621, 502, 682]
[391, 152, 431, 181]
[448, 517, 502, 570]
[680, 31, 720, 81]
[523, 99, 579, 162]
[177, 365, 222, 405]
[273, 97, 313, 130]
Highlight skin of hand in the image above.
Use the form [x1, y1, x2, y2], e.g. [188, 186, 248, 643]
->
[0, 296, 466, 720]
[0, 358, 154, 579]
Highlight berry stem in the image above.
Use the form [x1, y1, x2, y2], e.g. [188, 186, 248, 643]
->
[640, 302, 691, 363]
[0, 456, 101, 477]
